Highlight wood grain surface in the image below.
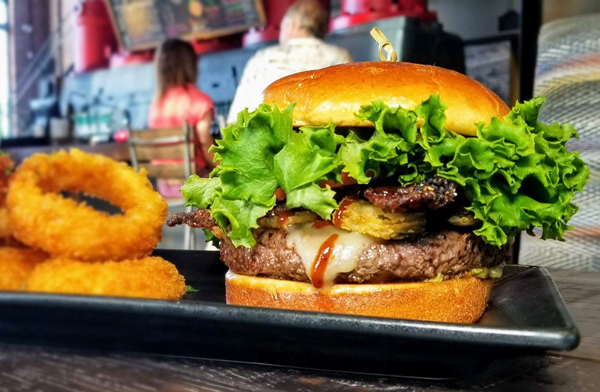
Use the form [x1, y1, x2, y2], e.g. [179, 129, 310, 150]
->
[0, 268, 598, 392]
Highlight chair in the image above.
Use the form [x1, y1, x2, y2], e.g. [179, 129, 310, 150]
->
[127, 122, 196, 250]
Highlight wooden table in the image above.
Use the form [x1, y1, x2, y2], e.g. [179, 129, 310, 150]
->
[0, 268, 598, 391]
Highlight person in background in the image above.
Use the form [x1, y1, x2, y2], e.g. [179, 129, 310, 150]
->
[226, 0, 353, 124]
[149, 39, 215, 197]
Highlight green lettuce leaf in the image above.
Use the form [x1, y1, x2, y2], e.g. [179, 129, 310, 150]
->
[176, 176, 223, 247]
[274, 125, 344, 218]
[203, 228, 220, 248]
[340, 100, 419, 184]
[211, 197, 272, 248]
[185, 285, 199, 293]
[211, 104, 293, 205]
[352, 95, 589, 246]
[181, 104, 295, 247]
[207, 104, 295, 247]
[464, 97, 588, 244]
[180, 176, 221, 209]
[181, 95, 588, 248]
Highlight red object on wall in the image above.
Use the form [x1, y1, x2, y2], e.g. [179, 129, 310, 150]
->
[74, 0, 117, 73]
[243, 0, 295, 46]
[331, 0, 436, 31]
[192, 36, 242, 54]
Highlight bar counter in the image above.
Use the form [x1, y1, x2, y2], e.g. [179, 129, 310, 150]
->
[0, 268, 598, 391]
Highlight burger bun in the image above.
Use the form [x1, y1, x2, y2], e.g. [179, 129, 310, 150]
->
[226, 271, 493, 323]
[262, 61, 510, 137]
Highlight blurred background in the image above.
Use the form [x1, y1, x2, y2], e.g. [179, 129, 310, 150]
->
[0, 0, 598, 269]
[0, 0, 583, 141]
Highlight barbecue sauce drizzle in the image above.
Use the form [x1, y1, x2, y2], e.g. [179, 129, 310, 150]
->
[311, 234, 339, 289]
[332, 196, 357, 226]
[312, 220, 332, 229]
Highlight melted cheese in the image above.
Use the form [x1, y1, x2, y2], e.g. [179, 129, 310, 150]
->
[286, 223, 380, 289]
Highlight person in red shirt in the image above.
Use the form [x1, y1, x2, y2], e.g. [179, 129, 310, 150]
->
[148, 39, 215, 196]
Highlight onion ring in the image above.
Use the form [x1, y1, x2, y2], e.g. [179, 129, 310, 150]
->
[0, 207, 18, 246]
[7, 149, 168, 261]
[0, 247, 49, 290]
[26, 256, 186, 300]
[0, 155, 18, 246]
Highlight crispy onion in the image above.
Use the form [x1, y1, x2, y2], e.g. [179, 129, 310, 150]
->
[7, 149, 168, 261]
[26, 256, 186, 300]
[0, 247, 49, 290]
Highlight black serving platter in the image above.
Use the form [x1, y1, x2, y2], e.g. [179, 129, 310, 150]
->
[0, 250, 579, 378]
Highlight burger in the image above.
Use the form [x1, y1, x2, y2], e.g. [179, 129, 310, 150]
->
[168, 62, 588, 323]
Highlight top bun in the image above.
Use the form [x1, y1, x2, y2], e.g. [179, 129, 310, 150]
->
[262, 62, 510, 137]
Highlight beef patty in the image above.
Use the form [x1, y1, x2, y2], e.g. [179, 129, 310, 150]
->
[219, 229, 510, 284]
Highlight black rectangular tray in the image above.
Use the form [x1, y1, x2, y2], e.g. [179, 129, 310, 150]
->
[0, 250, 579, 378]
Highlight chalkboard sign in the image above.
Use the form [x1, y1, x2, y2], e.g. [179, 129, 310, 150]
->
[106, 0, 265, 50]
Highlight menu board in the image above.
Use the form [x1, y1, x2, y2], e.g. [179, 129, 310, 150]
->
[106, 0, 265, 50]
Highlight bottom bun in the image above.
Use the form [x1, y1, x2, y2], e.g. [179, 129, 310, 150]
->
[225, 271, 493, 323]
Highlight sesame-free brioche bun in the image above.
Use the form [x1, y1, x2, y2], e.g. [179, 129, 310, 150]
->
[262, 62, 510, 137]
[225, 271, 493, 323]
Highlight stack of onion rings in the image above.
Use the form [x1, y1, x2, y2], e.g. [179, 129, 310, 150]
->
[7, 149, 168, 261]
[0, 149, 186, 300]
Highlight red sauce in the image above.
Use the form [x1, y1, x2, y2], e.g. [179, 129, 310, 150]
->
[311, 234, 339, 289]
[276, 210, 295, 226]
[332, 196, 357, 227]
[320, 172, 357, 189]
[312, 220, 332, 229]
